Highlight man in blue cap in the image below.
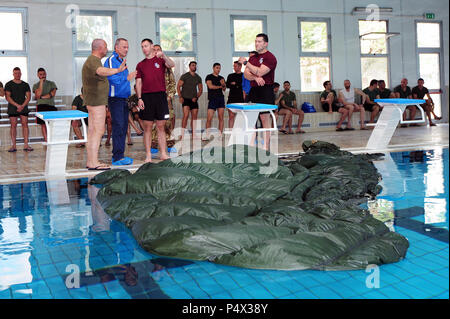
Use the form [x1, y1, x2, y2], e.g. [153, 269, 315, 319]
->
[104, 38, 136, 165]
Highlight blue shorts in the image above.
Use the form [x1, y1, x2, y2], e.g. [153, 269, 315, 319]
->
[208, 96, 225, 110]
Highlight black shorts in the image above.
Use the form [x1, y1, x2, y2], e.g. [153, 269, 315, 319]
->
[227, 96, 245, 105]
[248, 85, 275, 114]
[139, 92, 170, 121]
[322, 102, 341, 112]
[36, 104, 57, 124]
[8, 113, 29, 118]
[182, 98, 199, 110]
[248, 85, 275, 105]
[208, 96, 225, 110]
[363, 103, 377, 112]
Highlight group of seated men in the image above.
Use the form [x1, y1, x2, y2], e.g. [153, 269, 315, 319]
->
[263, 76, 440, 135]
[317, 77, 440, 131]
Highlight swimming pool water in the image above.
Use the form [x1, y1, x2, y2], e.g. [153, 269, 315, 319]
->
[0, 148, 448, 299]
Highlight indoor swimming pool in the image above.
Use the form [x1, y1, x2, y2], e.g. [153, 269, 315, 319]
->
[0, 148, 448, 299]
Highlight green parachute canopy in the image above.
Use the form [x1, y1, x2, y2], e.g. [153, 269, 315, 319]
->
[91, 141, 408, 271]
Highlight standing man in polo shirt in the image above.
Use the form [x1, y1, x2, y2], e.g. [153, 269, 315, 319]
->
[135, 38, 175, 163]
[4, 67, 32, 152]
[32, 68, 58, 142]
[239, 33, 277, 151]
[82, 39, 127, 170]
[104, 38, 136, 166]
[177, 61, 203, 140]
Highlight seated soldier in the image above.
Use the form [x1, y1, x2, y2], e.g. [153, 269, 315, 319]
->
[377, 80, 394, 99]
[71, 87, 88, 148]
[278, 81, 305, 134]
[126, 86, 144, 146]
[412, 78, 437, 126]
[273, 82, 283, 128]
[362, 79, 381, 124]
[320, 80, 349, 131]
[151, 113, 175, 150]
[394, 78, 416, 127]
[338, 79, 367, 130]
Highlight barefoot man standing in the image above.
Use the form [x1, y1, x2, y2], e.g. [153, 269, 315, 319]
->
[135, 38, 175, 163]
[82, 39, 127, 170]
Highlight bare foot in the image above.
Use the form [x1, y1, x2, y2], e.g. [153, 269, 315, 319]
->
[144, 157, 152, 163]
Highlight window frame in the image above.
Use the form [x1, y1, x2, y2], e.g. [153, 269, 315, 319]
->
[298, 17, 332, 92]
[71, 10, 117, 95]
[0, 7, 28, 56]
[0, 7, 29, 127]
[414, 20, 445, 117]
[155, 12, 197, 57]
[231, 14, 267, 57]
[358, 19, 391, 88]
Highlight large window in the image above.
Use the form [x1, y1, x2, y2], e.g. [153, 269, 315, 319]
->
[359, 20, 389, 89]
[416, 22, 443, 117]
[231, 15, 267, 59]
[156, 13, 197, 83]
[72, 10, 117, 95]
[0, 8, 28, 89]
[298, 18, 331, 92]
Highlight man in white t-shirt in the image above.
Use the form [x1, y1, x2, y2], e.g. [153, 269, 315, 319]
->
[338, 79, 368, 130]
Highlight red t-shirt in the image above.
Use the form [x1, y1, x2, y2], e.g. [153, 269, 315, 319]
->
[248, 50, 277, 87]
[135, 56, 166, 93]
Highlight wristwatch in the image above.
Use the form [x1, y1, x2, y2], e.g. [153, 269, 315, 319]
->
[243, 61, 248, 65]
[138, 97, 142, 100]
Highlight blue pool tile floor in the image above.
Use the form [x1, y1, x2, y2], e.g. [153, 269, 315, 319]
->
[0, 148, 448, 299]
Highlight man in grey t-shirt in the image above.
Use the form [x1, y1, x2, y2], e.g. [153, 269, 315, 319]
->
[32, 68, 58, 142]
[176, 61, 203, 139]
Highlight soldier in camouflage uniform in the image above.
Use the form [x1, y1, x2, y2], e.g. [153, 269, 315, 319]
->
[126, 88, 144, 145]
[152, 44, 175, 149]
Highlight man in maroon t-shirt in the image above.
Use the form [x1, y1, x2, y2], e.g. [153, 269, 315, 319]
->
[135, 38, 175, 163]
[239, 33, 277, 151]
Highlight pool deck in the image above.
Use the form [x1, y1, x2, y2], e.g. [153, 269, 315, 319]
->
[0, 123, 448, 184]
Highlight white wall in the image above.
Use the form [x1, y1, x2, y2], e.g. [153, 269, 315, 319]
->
[1, 0, 448, 118]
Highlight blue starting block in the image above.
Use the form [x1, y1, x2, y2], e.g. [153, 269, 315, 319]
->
[366, 98, 425, 150]
[36, 110, 88, 176]
[225, 103, 277, 147]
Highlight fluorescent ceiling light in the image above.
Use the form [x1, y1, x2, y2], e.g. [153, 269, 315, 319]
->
[352, 7, 393, 14]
